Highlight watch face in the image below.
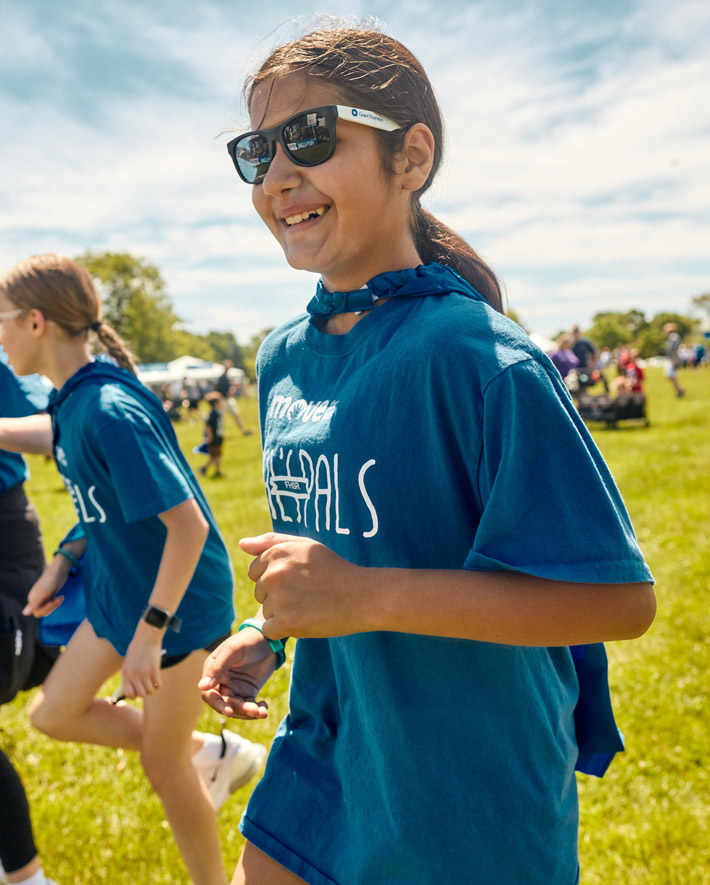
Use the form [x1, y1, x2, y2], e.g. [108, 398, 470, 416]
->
[144, 606, 168, 628]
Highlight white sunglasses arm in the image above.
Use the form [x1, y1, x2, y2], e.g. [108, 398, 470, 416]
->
[335, 105, 401, 132]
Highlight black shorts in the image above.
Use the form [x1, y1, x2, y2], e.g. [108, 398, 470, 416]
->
[0, 483, 57, 705]
[161, 632, 231, 670]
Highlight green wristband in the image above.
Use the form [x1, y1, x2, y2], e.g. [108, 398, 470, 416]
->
[54, 547, 81, 576]
[238, 618, 287, 669]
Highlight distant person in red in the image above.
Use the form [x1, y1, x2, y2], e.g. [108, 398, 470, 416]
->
[624, 349, 644, 393]
[612, 348, 644, 396]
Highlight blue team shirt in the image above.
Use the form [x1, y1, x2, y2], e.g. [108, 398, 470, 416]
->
[241, 264, 653, 884]
[46, 358, 234, 656]
[0, 348, 50, 492]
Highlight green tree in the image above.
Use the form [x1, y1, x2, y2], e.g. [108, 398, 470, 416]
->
[204, 331, 246, 371]
[173, 330, 216, 361]
[505, 307, 529, 333]
[585, 309, 649, 349]
[76, 251, 184, 363]
[636, 311, 698, 358]
[691, 292, 710, 326]
[242, 329, 273, 381]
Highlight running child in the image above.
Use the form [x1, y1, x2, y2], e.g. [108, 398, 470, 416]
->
[200, 391, 225, 478]
[0, 255, 265, 885]
[199, 23, 656, 885]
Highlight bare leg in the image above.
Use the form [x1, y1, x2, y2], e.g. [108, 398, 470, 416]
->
[6, 857, 40, 884]
[29, 620, 142, 748]
[233, 842, 305, 885]
[29, 619, 211, 755]
[142, 649, 228, 885]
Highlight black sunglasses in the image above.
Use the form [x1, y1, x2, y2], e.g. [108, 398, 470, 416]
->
[227, 105, 402, 185]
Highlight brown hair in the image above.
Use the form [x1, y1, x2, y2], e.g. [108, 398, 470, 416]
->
[0, 254, 137, 374]
[245, 24, 503, 312]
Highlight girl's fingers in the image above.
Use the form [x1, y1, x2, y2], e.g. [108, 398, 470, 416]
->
[239, 532, 295, 555]
[239, 533, 277, 554]
[247, 555, 267, 583]
[253, 580, 268, 606]
[29, 596, 64, 618]
[122, 673, 160, 699]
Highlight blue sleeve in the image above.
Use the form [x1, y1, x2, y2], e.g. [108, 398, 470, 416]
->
[60, 523, 86, 545]
[97, 416, 194, 523]
[0, 358, 49, 417]
[464, 359, 653, 584]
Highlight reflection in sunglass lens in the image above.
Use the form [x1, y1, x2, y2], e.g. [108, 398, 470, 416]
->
[284, 111, 332, 165]
[236, 134, 273, 184]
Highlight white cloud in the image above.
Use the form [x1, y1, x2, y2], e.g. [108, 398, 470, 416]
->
[1, 0, 708, 342]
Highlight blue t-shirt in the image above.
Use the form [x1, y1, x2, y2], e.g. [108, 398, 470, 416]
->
[0, 348, 50, 492]
[46, 358, 234, 656]
[241, 264, 653, 884]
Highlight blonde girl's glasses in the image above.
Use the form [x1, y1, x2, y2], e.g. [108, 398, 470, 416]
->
[228, 105, 402, 185]
[0, 309, 24, 321]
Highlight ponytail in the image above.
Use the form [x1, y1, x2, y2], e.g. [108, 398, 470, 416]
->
[91, 322, 137, 375]
[0, 254, 137, 375]
[412, 205, 503, 313]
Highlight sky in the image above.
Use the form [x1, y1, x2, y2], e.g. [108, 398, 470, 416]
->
[1, 0, 708, 342]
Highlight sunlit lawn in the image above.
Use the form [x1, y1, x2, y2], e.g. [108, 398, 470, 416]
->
[2, 367, 708, 883]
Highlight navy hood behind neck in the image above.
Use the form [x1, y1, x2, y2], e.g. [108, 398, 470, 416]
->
[47, 356, 145, 415]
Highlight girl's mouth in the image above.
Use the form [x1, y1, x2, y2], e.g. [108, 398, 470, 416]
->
[284, 206, 327, 226]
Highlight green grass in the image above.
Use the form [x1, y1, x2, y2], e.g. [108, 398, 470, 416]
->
[1, 369, 708, 882]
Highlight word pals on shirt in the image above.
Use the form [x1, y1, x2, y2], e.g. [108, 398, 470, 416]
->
[265, 447, 378, 539]
[61, 475, 107, 524]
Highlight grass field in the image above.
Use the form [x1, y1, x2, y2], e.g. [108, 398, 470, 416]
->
[1, 366, 708, 883]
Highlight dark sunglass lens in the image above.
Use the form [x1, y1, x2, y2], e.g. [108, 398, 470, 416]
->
[235, 134, 273, 184]
[283, 111, 333, 165]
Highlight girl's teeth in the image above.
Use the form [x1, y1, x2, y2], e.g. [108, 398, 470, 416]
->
[286, 207, 326, 226]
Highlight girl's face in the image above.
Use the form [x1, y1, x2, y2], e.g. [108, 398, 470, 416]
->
[249, 75, 416, 292]
[0, 293, 35, 376]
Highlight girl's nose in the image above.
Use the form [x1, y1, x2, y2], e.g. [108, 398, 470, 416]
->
[261, 142, 303, 195]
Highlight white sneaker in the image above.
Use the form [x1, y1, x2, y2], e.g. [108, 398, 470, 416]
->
[202, 730, 267, 812]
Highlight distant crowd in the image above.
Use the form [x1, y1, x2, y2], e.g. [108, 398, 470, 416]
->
[548, 322, 703, 403]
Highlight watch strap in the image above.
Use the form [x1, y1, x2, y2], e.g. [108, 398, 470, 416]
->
[238, 617, 287, 669]
[142, 605, 182, 632]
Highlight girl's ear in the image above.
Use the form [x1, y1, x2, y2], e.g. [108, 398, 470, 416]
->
[27, 307, 48, 337]
[397, 123, 435, 193]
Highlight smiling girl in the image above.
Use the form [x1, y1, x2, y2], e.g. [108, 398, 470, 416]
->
[199, 24, 655, 885]
[0, 255, 265, 885]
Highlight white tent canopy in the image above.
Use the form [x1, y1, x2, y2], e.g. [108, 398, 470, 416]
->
[528, 332, 557, 353]
[136, 355, 244, 387]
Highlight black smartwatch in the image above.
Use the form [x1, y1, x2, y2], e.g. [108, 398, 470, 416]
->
[141, 605, 182, 632]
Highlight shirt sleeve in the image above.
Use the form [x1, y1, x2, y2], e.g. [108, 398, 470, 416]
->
[0, 360, 49, 417]
[464, 358, 653, 584]
[97, 413, 194, 523]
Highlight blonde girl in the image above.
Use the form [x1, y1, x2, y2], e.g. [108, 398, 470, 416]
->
[0, 255, 265, 885]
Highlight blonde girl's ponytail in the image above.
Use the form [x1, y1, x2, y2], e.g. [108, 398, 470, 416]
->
[0, 254, 138, 375]
[90, 321, 137, 375]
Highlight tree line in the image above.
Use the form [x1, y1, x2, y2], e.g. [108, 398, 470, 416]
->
[538, 292, 708, 358]
[78, 250, 706, 370]
[77, 250, 271, 380]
